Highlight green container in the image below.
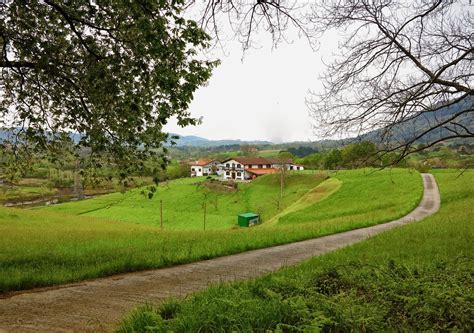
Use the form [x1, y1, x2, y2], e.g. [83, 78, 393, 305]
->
[238, 212, 260, 227]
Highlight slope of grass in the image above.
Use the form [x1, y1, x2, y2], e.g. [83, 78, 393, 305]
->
[118, 169, 474, 332]
[0, 169, 422, 293]
[264, 178, 342, 225]
[278, 169, 423, 227]
[42, 173, 324, 230]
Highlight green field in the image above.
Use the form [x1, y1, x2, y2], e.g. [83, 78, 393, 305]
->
[278, 169, 422, 227]
[265, 177, 342, 225]
[42, 173, 326, 230]
[0, 169, 422, 293]
[257, 149, 280, 158]
[119, 169, 474, 332]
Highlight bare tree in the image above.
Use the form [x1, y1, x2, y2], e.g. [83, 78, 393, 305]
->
[306, 0, 473, 161]
[271, 195, 281, 211]
[186, 0, 315, 51]
[190, 1, 472, 160]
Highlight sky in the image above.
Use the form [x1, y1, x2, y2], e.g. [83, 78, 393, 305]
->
[164, 24, 341, 143]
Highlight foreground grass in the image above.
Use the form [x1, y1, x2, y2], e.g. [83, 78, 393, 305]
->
[0, 169, 421, 293]
[42, 173, 324, 230]
[119, 169, 473, 332]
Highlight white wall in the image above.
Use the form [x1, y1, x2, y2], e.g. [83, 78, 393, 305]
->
[223, 170, 246, 180]
[190, 166, 204, 177]
[287, 164, 305, 171]
[222, 160, 248, 180]
[222, 160, 244, 170]
[216, 165, 225, 176]
[191, 161, 226, 177]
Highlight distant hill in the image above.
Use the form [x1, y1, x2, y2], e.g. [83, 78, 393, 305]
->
[169, 97, 472, 149]
[167, 133, 272, 147]
[0, 129, 270, 147]
[360, 95, 473, 145]
[0, 128, 82, 144]
[2, 97, 470, 150]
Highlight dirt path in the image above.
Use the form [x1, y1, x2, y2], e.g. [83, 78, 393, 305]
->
[0, 173, 440, 333]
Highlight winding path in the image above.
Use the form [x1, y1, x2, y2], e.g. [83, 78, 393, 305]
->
[0, 173, 440, 333]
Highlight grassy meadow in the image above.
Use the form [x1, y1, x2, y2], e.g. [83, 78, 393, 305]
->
[0, 169, 422, 293]
[257, 149, 280, 158]
[119, 169, 474, 332]
[278, 169, 423, 228]
[42, 173, 325, 230]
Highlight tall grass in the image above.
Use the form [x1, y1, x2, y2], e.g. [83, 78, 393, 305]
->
[118, 169, 474, 332]
[0, 185, 57, 203]
[0, 169, 422, 293]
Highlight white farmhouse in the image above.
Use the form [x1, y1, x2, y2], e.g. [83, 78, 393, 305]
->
[189, 160, 221, 177]
[190, 157, 304, 180]
[221, 157, 276, 181]
[220, 157, 303, 180]
[272, 159, 305, 171]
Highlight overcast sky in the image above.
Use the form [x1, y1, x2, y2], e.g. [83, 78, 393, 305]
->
[164, 28, 341, 143]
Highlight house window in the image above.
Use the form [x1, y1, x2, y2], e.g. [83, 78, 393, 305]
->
[226, 171, 230, 176]
[267, 164, 271, 168]
[237, 172, 241, 176]
[191, 168, 195, 171]
[237, 164, 241, 168]
[290, 166, 293, 170]
[258, 164, 263, 168]
[198, 168, 201, 172]
[232, 163, 235, 168]
[226, 163, 230, 168]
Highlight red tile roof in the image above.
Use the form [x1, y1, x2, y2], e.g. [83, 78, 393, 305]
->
[189, 159, 212, 166]
[246, 168, 278, 175]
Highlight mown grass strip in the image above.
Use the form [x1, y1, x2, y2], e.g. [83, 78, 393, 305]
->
[264, 178, 342, 226]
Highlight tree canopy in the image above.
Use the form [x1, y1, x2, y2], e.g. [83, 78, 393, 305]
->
[0, 0, 217, 178]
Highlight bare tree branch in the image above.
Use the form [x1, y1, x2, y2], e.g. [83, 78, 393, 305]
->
[307, 0, 473, 161]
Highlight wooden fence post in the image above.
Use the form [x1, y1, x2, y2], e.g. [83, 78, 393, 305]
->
[203, 202, 207, 231]
[160, 199, 163, 230]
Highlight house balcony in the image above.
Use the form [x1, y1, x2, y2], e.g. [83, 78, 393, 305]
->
[223, 167, 244, 172]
